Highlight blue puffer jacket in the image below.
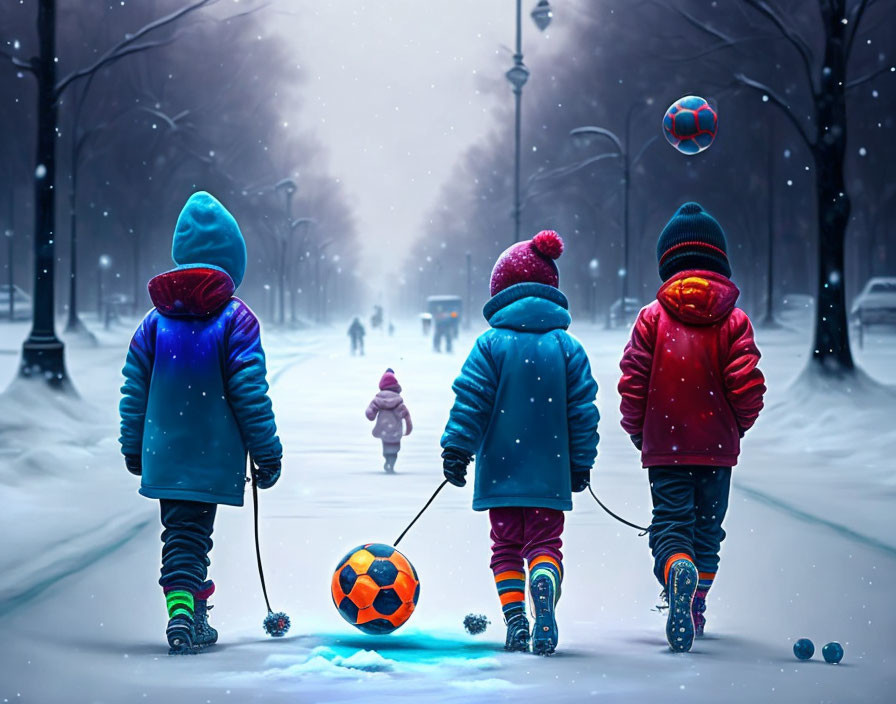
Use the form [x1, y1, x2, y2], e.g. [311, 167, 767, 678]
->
[441, 283, 599, 511]
[119, 192, 281, 506]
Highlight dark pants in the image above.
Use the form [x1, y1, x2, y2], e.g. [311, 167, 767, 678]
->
[648, 467, 731, 587]
[489, 507, 564, 574]
[159, 499, 217, 593]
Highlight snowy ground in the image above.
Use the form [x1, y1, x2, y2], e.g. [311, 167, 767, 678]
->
[0, 311, 894, 703]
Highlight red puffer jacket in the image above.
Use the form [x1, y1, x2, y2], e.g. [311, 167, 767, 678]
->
[618, 269, 765, 468]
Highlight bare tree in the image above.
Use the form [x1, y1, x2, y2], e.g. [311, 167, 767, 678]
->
[668, 0, 895, 375]
[0, 0, 215, 389]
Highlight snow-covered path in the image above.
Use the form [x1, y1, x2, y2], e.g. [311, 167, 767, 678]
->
[1, 319, 894, 703]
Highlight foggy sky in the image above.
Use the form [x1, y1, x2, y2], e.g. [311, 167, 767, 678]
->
[270, 0, 573, 295]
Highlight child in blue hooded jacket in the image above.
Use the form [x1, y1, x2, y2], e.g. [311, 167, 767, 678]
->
[120, 191, 282, 654]
[440, 231, 599, 655]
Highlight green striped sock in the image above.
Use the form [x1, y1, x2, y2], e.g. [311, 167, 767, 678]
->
[529, 556, 562, 605]
[165, 590, 194, 620]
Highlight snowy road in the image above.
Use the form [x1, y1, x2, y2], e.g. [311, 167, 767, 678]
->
[1, 318, 894, 703]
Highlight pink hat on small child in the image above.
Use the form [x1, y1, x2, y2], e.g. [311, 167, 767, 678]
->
[379, 368, 401, 391]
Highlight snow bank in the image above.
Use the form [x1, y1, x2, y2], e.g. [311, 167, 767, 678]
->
[738, 359, 896, 554]
[0, 375, 153, 614]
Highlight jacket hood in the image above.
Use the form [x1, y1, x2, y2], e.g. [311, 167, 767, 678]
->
[484, 282, 571, 332]
[379, 369, 401, 391]
[656, 269, 739, 325]
[374, 390, 404, 409]
[148, 266, 235, 317]
[172, 191, 247, 288]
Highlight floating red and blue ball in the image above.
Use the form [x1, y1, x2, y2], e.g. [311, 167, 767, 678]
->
[662, 95, 718, 155]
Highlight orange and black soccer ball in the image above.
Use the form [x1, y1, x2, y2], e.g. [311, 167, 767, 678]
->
[331, 543, 420, 634]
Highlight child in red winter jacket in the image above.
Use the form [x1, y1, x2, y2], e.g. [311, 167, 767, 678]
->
[618, 202, 765, 653]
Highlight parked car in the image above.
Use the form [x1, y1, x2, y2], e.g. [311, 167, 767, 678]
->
[852, 277, 896, 347]
[0, 284, 32, 320]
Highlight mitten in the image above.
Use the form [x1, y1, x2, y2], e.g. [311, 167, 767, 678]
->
[571, 471, 590, 493]
[125, 454, 142, 476]
[253, 458, 282, 490]
[630, 434, 643, 451]
[442, 447, 471, 488]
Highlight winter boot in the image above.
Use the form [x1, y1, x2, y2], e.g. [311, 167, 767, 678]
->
[165, 589, 197, 655]
[193, 581, 218, 648]
[530, 575, 559, 655]
[503, 611, 530, 652]
[383, 453, 397, 474]
[665, 558, 698, 652]
[692, 589, 707, 637]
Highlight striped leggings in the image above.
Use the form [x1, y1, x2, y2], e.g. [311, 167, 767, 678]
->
[489, 507, 564, 619]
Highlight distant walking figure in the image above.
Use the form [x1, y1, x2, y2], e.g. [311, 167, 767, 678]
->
[366, 368, 413, 473]
[348, 317, 366, 356]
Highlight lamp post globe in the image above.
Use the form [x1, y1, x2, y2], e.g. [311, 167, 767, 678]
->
[505, 64, 530, 92]
[531, 0, 553, 31]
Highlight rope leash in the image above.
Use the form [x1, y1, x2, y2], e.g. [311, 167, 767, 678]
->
[394, 479, 449, 547]
[586, 482, 650, 536]
[251, 477, 274, 614]
[248, 459, 290, 636]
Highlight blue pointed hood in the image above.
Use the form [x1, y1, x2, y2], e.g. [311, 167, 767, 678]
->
[171, 191, 247, 288]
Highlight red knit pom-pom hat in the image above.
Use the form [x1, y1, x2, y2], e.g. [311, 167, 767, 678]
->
[489, 230, 564, 297]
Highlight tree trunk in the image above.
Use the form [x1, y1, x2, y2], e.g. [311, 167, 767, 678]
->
[64, 163, 81, 332]
[810, 1, 854, 375]
[20, 0, 69, 387]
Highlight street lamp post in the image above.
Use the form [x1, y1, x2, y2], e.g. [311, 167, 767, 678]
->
[465, 251, 472, 330]
[570, 100, 656, 326]
[313, 239, 334, 323]
[588, 257, 599, 324]
[97, 254, 112, 320]
[274, 178, 297, 326]
[288, 217, 314, 325]
[506, 0, 552, 244]
[5, 227, 13, 322]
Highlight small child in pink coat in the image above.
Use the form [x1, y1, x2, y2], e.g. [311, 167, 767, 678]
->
[366, 368, 413, 473]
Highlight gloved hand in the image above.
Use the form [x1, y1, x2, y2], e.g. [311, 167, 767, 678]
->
[571, 471, 590, 493]
[253, 458, 281, 490]
[125, 454, 142, 476]
[630, 434, 643, 451]
[738, 427, 746, 439]
[442, 448, 471, 488]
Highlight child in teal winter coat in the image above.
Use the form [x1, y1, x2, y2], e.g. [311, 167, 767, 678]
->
[119, 191, 282, 654]
[440, 231, 599, 655]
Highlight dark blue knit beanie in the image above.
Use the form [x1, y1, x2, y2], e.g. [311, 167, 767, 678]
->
[656, 202, 731, 281]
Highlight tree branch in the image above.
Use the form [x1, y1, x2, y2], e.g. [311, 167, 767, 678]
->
[54, 0, 216, 96]
[742, 0, 817, 95]
[734, 73, 814, 148]
[846, 0, 872, 59]
[846, 62, 895, 90]
[56, 38, 179, 97]
[0, 46, 35, 74]
[649, 0, 737, 44]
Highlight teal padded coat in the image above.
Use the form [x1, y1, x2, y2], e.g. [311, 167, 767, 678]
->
[441, 283, 599, 511]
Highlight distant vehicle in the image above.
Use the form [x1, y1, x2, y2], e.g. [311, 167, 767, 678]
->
[852, 277, 896, 347]
[0, 284, 32, 320]
[426, 295, 462, 338]
[427, 295, 462, 352]
[608, 297, 641, 329]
